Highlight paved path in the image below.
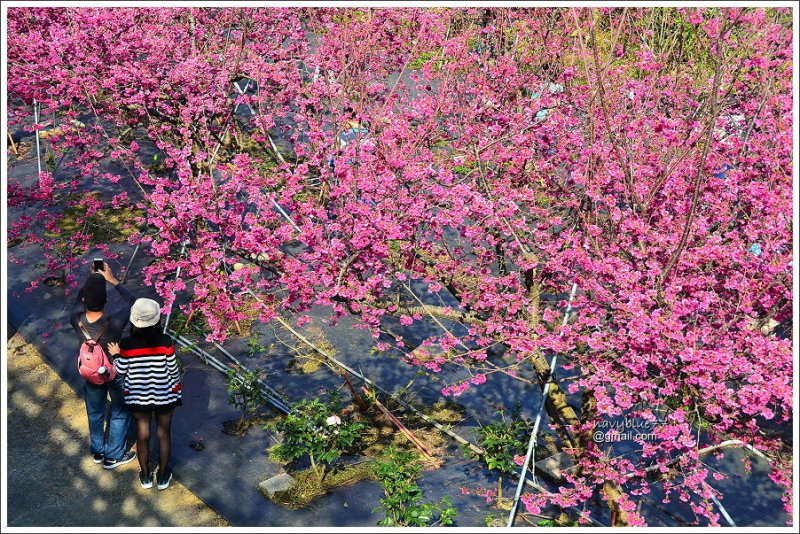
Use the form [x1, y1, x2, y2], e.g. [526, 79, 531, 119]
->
[5, 325, 228, 528]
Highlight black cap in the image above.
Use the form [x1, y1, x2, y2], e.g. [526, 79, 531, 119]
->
[81, 273, 107, 311]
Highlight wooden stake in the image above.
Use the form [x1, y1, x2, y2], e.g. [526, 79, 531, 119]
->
[341, 372, 368, 412]
[184, 309, 195, 330]
[7, 131, 19, 155]
[361, 386, 434, 461]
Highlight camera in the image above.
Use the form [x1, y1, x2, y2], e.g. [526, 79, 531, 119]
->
[93, 258, 104, 272]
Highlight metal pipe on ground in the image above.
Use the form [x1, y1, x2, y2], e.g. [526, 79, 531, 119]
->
[170, 331, 291, 414]
[211, 340, 288, 412]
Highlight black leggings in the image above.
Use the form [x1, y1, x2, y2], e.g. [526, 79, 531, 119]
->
[132, 409, 174, 477]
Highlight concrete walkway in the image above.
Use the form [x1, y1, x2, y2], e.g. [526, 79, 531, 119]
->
[5, 325, 228, 528]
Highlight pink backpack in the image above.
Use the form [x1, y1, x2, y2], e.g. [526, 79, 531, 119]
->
[77, 319, 117, 385]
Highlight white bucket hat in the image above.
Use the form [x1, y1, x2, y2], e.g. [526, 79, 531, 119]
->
[130, 298, 161, 328]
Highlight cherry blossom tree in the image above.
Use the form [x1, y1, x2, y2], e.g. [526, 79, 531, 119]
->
[7, 7, 793, 525]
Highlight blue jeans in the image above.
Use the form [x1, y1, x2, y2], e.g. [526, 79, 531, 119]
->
[84, 377, 131, 461]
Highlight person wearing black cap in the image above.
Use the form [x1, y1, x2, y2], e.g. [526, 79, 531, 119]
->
[70, 261, 138, 470]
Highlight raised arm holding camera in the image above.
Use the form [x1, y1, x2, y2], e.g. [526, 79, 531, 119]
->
[69, 260, 138, 470]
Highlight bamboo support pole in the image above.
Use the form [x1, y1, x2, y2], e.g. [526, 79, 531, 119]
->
[33, 99, 42, 176]
[508, 282, 577, 527]
[362, 386, 434, 461]
[7, 130, 19, 155]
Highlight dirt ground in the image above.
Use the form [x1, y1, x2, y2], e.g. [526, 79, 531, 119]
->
[5, 326, 229, 528]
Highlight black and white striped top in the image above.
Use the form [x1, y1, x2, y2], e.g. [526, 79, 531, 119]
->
[115, 334, 182, 406]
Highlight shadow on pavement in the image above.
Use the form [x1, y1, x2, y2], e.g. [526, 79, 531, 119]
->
[5, 328, 228, 528]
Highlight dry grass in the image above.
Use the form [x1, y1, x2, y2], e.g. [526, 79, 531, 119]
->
[270, 462, 375, 509]
[421, 399, 466, 427]
[359, 402, 452, 462]
[221, 413, 274, 436]
[45, 191, 144, 246]
[288, 326, 336, 374]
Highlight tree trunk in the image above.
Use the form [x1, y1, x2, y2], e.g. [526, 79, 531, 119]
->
[526, 349, 580, 450]
[525, 298, 631, 526]
[497, 475, 503, 506]
[603, 480, 630, 526]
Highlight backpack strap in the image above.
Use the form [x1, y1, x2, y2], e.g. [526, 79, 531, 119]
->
[78, 316, 110, 343]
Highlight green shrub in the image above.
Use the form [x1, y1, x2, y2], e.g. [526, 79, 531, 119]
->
[246, 335, 267, 357]
[467, 402, 531, 505]
[268, 395, 365, 482]
[373, 447, 456, 527]
[226, 367, 269, 433]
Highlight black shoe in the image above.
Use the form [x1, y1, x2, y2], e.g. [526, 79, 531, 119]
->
[92, 453, 105, 464]
[139, 469, 154, 489]
[156, 469, 172, 490]
[103, 451, 136, 470]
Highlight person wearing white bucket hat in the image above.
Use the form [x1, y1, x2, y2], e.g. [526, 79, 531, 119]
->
[109, 298, 181, 490]
[129, 298, 161, 328]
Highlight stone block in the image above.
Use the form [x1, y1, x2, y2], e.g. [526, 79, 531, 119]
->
[258, 473, 296, 499]
[534, 452, 575, 482]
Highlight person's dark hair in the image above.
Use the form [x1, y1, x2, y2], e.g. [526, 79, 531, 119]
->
[81, 273, 107, 312]
[131, 320, 163, 343]
[344, 106, 356, 118]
